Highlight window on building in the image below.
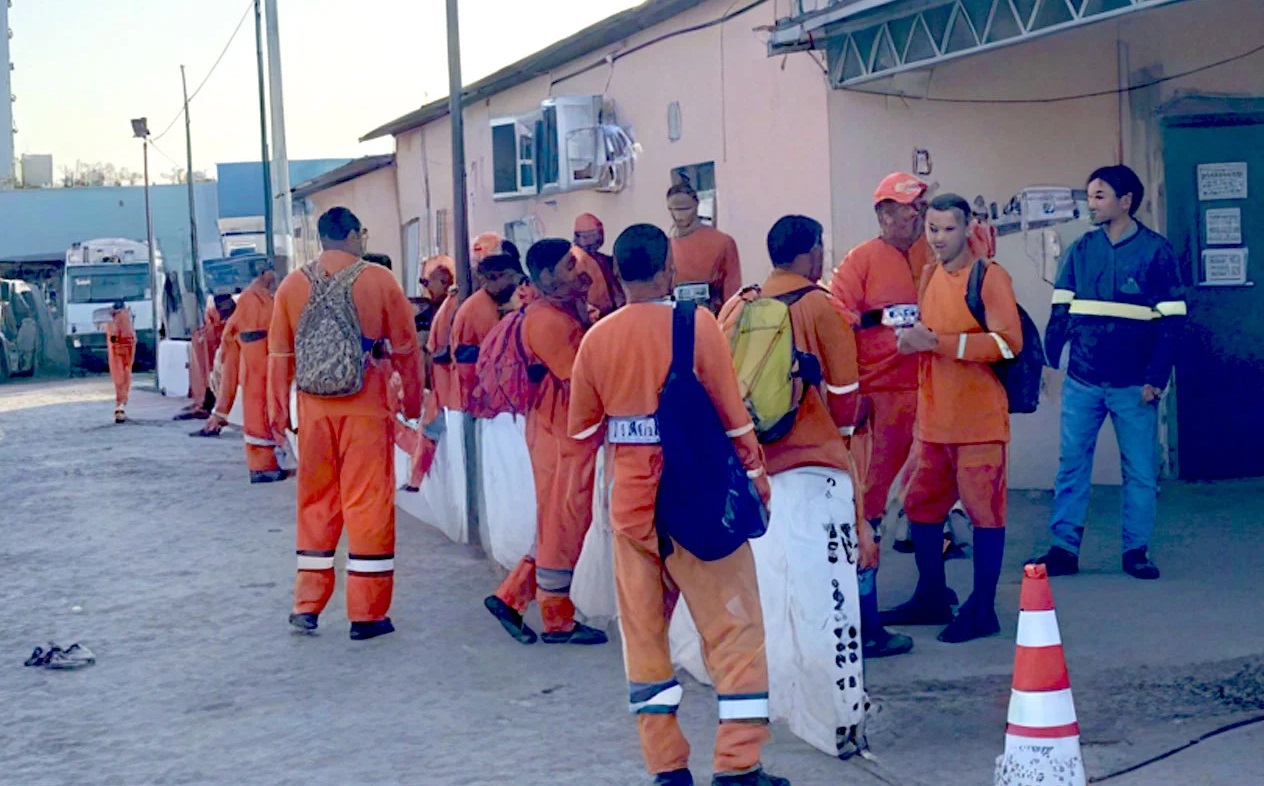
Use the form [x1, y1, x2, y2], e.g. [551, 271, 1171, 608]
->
[671, 162, 718, 227]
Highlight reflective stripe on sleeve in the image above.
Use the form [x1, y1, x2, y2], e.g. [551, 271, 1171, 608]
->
[1068, 300, 1157, 321]
[839, 426, 855, 437]
[571, 422, 602, 441]
[826, 381, 860, 395]
[957, 334, 968, 359]
[726, 423, 755, 439]
[989, 333, 1016, 360]
[1051, 289, 1075, 305]
[1154, 300, 1187, 317]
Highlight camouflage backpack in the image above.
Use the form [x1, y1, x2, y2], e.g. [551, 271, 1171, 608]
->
[295, 259, 370, 397]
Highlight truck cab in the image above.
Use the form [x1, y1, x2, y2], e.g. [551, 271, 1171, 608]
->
[64, 239, 160, 370]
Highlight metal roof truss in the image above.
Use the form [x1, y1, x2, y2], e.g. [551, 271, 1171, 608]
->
[820, 0, 1184, 86]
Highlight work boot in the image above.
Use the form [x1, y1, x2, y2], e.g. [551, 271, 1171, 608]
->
[937, 597, 1000, 644]
[484, 595, 537, 644]
[1122, 548, 1160, 580]
[879, 587, 958, 626]
[653, 768, 694, 785]
[863, 629, 914, 659]
[350, 618, 395, 641]
[711, 766, 791, 786]
[891, 538, 914, 554]
[288, 613, 318, 634]
[1033, 546, 1080, 576]
[541, 622, 608, 645]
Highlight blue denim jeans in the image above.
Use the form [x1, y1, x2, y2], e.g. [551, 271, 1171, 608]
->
[1049, 375, 1159, 555]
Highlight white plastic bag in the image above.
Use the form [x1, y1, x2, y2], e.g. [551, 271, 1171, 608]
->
[668, 597, 712, 686]
[480, 413, 537, 570]
[403, 410, 467, 544]
[572, 447, 617, 623]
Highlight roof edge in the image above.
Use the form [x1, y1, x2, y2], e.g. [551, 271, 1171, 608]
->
[291, 154, 395, 199]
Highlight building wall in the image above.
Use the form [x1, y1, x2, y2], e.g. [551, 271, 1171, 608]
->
[393, 0, 833, 285]
[823, 0, 1264, 488]
[305, 166, 404, 278]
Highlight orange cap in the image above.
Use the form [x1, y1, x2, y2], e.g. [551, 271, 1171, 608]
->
[873, 172, 927, 205]
[471, 232, 503, 262]
[574, 213, 603, 233]
[422, 254, 455, 279]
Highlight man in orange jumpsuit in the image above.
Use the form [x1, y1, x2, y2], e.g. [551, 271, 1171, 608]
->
[886, 193, 1022, 644]
[572, 212, 624, 316]
[397, 255, 455, 492]
[450, 242, 523, 411]
[200, 261, 287, 483]
[268, 207, 422, 641]
[830, 171, 933, 659]
[102, 301, 136, 423]
[178, 294, 236, 421]
[569, 224, 788, 786]
[667, 183, 742, 315]
[483, 239, 607, 646]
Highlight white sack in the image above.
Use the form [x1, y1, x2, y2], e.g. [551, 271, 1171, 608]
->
[572, 447, 617, 624]
[405, 410, 468, 544]
[479, 413, 537, 570]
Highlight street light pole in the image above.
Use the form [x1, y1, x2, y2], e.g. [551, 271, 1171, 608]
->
[254, 0, 275, 261]
[132, 117, 160, 389]
[180, 65, 201, 312]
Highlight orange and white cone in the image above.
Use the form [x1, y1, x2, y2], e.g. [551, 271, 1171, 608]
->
[994, 564, 1086, 786]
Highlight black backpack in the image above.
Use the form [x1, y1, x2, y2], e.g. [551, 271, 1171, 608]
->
[655, 300, 769, 561]
[965, 260, 1044, 415]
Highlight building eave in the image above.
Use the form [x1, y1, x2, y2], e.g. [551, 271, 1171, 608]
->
[290, 154, 395, 200]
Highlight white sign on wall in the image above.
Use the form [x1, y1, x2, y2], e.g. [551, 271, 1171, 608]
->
[1202, 248, 1248, 286]
[1205, 207, 1243, 246]
[1197, 162, 1248, 201]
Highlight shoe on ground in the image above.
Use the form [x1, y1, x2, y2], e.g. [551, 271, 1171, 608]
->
[653, 768, 694, 786]
[114, 408, 126, 424]
[937, 598, 1001, 644]
[712, 767, 791, 786]
[879, 587, 959, 626]
[189, 426, 221, 438]
[863, 629, 914, 659]
[1122, 548, 1160, 580]
[350, 618, 395, 641]
[44, 643, 95, 669]
[891, 538, 914, 554]
[172, 410, 209, 421]
[1033, 546, 1080, 576]
[399, 484, 420, 493]
[484, 595, 537, 644]
[541, 622, 608, 645]
[289, 612, 319, 634]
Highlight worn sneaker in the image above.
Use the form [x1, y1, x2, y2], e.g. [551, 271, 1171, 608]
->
[1033, 546, 1080, 576]
[44, 643, 96, 669]
[350, 618, 395, 641]
[863, 629, 914, 659]
[653, 769, 694, 786]
[289, 612, 319, 634]
[1122, 549, 1160, 580]
[484, 595, 537, 644]
[711, 767, 791, 786]
[541, 622, 608, 646]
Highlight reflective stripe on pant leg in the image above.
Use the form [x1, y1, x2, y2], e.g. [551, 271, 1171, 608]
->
[717, 693, 770, 721]
[629, 679, 683, 714]
[294, 414, 343, 615]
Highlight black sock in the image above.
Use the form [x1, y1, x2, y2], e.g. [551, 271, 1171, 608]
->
[911, 521, 947, 601]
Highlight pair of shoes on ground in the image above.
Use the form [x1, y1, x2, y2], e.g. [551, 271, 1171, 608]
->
[1034, 546, 1160, 580]
[654, 766, 790, 785]
[483, 595, 608, 646]
[879, 588, 1000, 644]
[24, 642, 96, 669]
[288, 613, 395, 641]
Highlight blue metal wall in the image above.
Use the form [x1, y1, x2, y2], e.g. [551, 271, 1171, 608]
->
[215, 159, 351, 219]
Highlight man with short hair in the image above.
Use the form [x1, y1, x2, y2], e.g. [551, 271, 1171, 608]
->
[569, 224, 787, 786]
[268, 206, 422, 640]
[830, 172, 932, 658]
[483, 238, 607, 647]
[1036, 165, 1185, 581]
[101, 300, 136, 423]
[573, 212, 624, 315]
[666, 183, 742, 315]
[888, 193, 1022, 644]
[450, 242, 523, 411]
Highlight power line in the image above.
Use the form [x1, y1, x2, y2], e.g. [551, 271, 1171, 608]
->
[151, 0, 254, 143]
[844, 41, 1264, 105]
[146, 138, 183, 171]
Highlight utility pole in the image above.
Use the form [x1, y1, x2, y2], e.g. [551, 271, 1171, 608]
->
[446, 0, 481, 549]
[254, 0, 275, 260]
[264, 0, 294, 273]
[180, 65, 202, 315]
[131, 117, 159, 386]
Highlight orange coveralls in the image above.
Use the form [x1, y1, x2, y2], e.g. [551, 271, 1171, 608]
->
[215, 279, 283, 483]
[572, 246, 622, 317]
[671, 226, 742, 315]
[450, 288, 503, 412]
[830, 235, 933, 521]
[189, 302, 226, 408]
[268, 250, 422, 624]
[105, 309, 136, 408]
[493, 299, 600, 633]
[569, 302, 771, 778]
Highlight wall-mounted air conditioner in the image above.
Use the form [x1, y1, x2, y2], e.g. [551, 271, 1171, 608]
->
[537, 95, 605, 196]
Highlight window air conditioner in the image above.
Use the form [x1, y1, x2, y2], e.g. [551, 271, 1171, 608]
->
[536, 95, 605, 196]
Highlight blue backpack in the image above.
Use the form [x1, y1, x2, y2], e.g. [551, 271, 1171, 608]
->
[655, 300, 769, 561]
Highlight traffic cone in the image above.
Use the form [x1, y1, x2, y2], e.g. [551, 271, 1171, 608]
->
[994, 564, 1086, 786]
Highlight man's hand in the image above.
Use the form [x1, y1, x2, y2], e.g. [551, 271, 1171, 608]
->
[1141, 384, 1163, 404]
[897, 323, 938, 354]
[753, 473, 772, 508]
[857, 519, 879, 571]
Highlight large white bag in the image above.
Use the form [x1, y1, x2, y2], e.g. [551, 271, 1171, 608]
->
[404, 410, 468, 544]
[668, 598, 713, 686]
[571, 447, 618, 624]
[479, 413, 537, 569]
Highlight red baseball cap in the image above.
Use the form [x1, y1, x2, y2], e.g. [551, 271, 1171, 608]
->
[873, 172, 927, 205]
[574, 213, 603, 233]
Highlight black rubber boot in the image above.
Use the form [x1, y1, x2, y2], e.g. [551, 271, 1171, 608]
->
[541, 622, 608, 645]
[483, 595, 538, 644]
[1033, 546, 1080, 576]
[711, 767, 790, 786]
[289, 613, 318, 634]
[653, 768, 694, 785]
[349, 618, 395, 641]
[880, 521, 957, 626]
[937, 597, 1000, 643]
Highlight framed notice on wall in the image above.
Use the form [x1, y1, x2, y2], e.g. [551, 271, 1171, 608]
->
[1197, 162, 1248, 201]
[1202, 248, 1249, 286]
[1205, 207, 1243, 246]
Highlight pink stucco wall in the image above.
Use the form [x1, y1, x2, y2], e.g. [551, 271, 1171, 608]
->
[307, 165, 405, 283]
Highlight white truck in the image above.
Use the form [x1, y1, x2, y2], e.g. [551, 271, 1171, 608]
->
[64, 238, 161, 370]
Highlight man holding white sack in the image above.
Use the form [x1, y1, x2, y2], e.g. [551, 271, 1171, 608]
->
[719, 215, 872, 758]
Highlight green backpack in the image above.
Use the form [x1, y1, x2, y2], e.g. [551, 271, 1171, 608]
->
[726, 285, 823, 444]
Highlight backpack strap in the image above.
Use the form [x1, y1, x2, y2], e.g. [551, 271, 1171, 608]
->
[770, 284, 823, 307]
[670, 300, 698, 377]
[965, 259, 989, 331]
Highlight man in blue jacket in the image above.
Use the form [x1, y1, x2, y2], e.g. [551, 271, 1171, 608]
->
[1037, 165, 1186, 580]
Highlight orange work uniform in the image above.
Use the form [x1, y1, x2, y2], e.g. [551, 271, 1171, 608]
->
[671, 226, 741, 314]
[189, 302, 226, 409]
[830, 235, 933, 521]
[572, 246, 623, 316]
[450, 289, 503, 412]
[569, 302, 771, 778]
[214, 279, 283, 483]
[904, 259, 1022, 528]
[268, 250, 422, 624]
[104, 308, 136, 408]
[492, 299, 601, 632]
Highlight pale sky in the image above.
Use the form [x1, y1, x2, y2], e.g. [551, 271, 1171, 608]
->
[9, 0, 643, 178]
